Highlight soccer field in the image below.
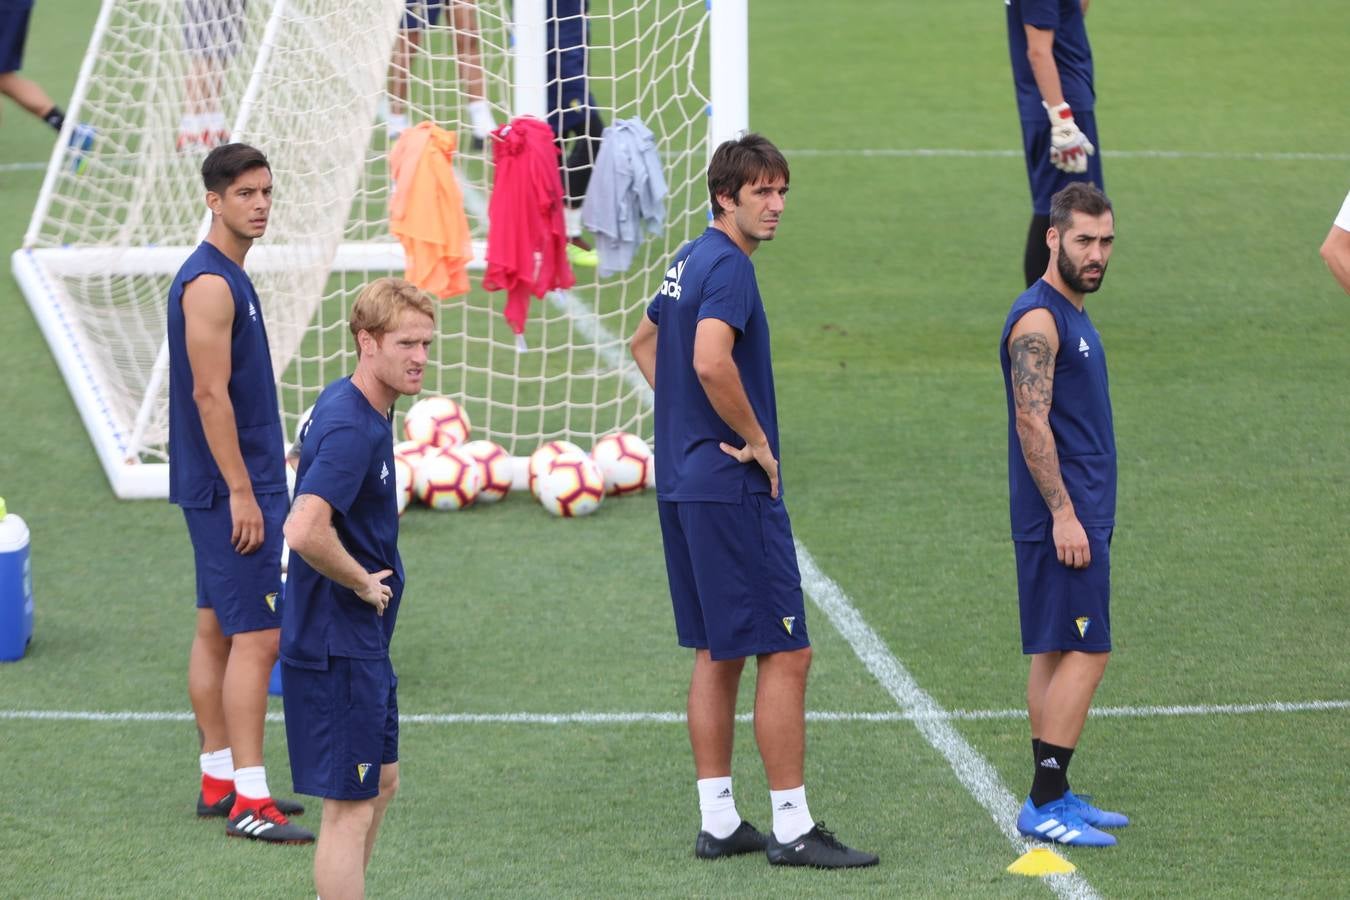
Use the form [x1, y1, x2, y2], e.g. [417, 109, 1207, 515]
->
[2, 1, 1348, 897]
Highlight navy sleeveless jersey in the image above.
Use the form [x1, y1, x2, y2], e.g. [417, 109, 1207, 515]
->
[281, 378, 404, 667]
[645, 228, 781, 502]
[1007, 0, 1096, 122]
[167, 241, 286, 508]
[1000, 280, 1115, 540]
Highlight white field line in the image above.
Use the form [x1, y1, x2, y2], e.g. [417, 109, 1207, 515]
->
[794, 544, 1099, 900]
[2, 699, 1345, 726]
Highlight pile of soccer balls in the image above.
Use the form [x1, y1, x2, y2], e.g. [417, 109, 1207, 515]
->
[392, 395, 653, 518]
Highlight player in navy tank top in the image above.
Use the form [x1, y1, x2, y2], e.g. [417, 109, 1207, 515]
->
[1001, 183, 1129, 846]
[629, 134, 876, 868]
[166, 143, 311, 843]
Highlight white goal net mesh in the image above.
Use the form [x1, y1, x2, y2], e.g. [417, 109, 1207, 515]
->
[20, 0, 722, 493]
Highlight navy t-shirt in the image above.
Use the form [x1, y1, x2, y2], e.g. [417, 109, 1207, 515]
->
[167, 241, 286, 508]
[645, 227, 781, 502]
[281, 378, 404, 668]
[1007, 0, 1096, 122]
[1000, 279, 1116, 540]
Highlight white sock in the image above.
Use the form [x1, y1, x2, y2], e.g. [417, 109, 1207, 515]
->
[467, 98, 495, 139]
[200, 747, 234, 781]
[233, 765, 271, 801]
[564, 206, 583, 238]
[770, 785, 814, 843]
[696, 776, 741, 840]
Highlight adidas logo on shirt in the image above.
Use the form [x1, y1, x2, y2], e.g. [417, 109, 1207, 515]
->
[658, 259, 685, 300]
[380, 461, 390, 484]
[1078, 336, 1090, 356]
[248, 300, 258, 322]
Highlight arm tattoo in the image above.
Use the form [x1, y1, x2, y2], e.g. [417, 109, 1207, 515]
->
[1010, 332, 1070, 514]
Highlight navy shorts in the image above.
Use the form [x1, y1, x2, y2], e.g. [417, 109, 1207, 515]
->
[0, 7, 31, 74]
[182, 491, 286, 636]
[183, 0, 246, 60]
[283, 656, 399, 801]
[1015, 524, 1113, 654]
[658, 487, 810, 661]
[1020, 110, 1104, 215]
[402, 0, 443, 30]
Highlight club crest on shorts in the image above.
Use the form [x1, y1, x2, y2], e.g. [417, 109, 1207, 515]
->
[1075, 616, 1091, 639]
[356, 763, 372, 784]
[264, 592, 278, 613]
[781, 616, 795, 635]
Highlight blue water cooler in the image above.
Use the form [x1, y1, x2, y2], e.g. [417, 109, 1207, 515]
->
[0, 498, 34, 662]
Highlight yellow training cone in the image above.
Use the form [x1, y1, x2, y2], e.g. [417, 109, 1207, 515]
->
[1007, 847, 1076, 876]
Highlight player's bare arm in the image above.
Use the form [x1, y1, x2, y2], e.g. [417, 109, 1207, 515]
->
[1008, 309, 1090, 568]
[692, 317, 778, 498]
[1023, 25, 1065, 108]
[182, 273, 263, 555]
[629, 315, 658, 389]
[1319, 224, 1350, 295]
[284, 493, 392, 614]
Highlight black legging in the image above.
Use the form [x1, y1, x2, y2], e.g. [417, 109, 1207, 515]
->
[1023, 213, 1051, 288]
[558, 108, 605, 209]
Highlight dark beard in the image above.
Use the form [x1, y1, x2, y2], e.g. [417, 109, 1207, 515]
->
[1057, 250, 1106, 294]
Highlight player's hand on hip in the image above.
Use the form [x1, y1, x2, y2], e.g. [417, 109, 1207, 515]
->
[718, 440, 780, 499]
[1052, 514, 1091, 569]
[229, 489, 265, 555]
[1044, 102, 1095, 174]
[357, 569, 394, 615]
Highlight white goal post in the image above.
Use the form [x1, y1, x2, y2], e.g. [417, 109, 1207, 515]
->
[13, 0, 748, 499]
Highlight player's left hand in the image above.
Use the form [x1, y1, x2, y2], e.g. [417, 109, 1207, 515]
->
[1044, 102, 1095, 174]
[719, 440, 780, 499]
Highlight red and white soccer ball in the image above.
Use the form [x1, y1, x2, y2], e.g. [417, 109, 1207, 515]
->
[590, 431, 652, 495]
[404, 395, 471, 448]
[417, 446, 482, 511]
[392, 454, 414, 516]
[527, 440, 585, 498]
[536, 451, 605, 518]
[458, 439, 513, 504]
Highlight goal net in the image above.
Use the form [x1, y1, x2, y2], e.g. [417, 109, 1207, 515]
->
[13, 0, 747, 498]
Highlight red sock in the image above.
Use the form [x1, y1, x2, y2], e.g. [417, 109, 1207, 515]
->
[229, 792, 275, 818]
[201, 773, 234, 806]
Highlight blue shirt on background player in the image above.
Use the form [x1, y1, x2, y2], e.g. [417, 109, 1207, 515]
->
[645, 227, 781, 502]
[281, 377, 404, 667]
[1006, 0, 1095, 124]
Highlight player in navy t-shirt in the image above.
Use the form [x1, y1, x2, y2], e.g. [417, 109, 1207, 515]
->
[629, 134, 876, 869]
[281, 277, 435, 900]
[1007, 0, 1105, 287]
[167, 142, 311, 843]
[1000, 182, 1129, 847]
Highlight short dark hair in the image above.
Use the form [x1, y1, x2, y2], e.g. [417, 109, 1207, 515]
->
[1049, 181, 1112, 232]
[707, 133, 789, 219]
[201, 143, 270, 195]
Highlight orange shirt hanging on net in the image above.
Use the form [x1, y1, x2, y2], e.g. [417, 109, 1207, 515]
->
[389, 122, 472, 298]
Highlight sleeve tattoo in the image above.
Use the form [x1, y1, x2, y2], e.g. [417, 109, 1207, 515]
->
[1009, 332, 1070, 514]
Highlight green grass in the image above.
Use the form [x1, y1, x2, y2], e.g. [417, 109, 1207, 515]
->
[2, 0, 1348, 897]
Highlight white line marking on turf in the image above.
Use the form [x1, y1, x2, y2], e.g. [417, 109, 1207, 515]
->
[2, 700, 1345, 725]
[793, 542, 1099, 900]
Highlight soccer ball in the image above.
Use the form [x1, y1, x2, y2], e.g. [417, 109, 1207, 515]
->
[404, 395, 471, 448]
[458, 439, 513, 503]
[392, 454, 414, 516]
[590, 431, 652, 495]
[418, 446, 482, 511]
[536, 451, 605, 518]
[528, 440, 585, 498]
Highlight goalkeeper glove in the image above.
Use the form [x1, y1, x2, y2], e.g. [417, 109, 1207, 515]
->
[1044, 101, 1095, 174]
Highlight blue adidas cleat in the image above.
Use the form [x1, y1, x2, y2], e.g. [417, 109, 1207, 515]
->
[1016, 796, 1117, 847]
[1063, 790, 1129, 829]
[66, 124, 96, 175]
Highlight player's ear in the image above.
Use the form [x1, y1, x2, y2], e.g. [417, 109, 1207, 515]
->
[356, 328, 378, 358]
[716, 190, 737, 214]
[205, 190, 222, 217]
